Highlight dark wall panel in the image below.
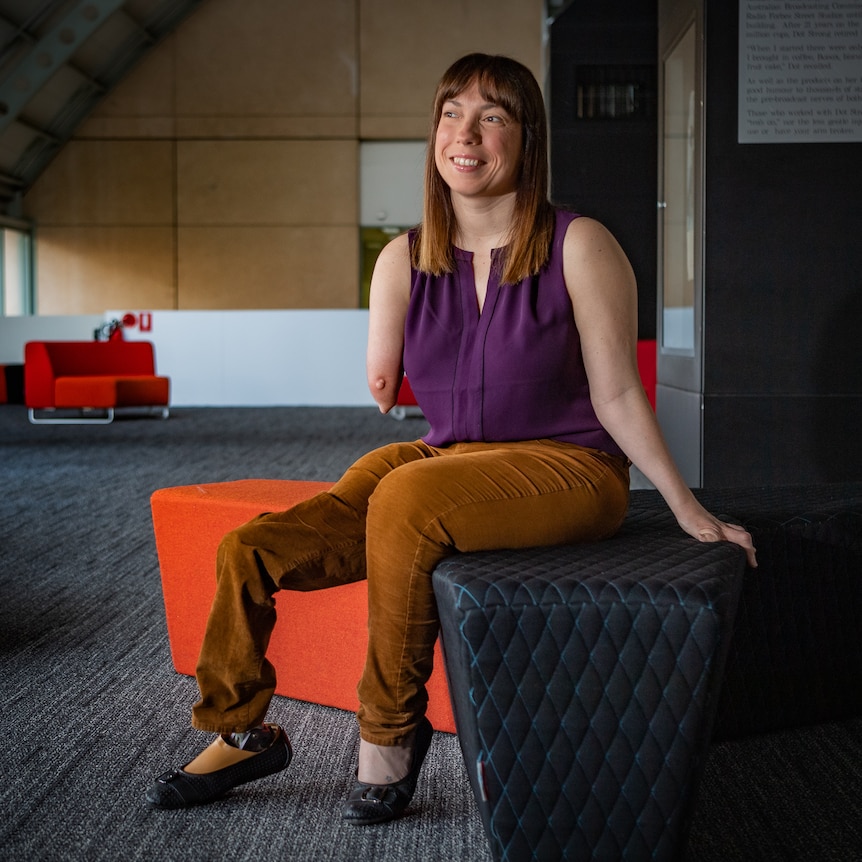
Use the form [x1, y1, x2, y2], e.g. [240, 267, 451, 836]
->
[702, 3, 862, 484]
[703, 4, 862, 397]
[549, 0, 659, 340]
[703, 395, 862, 487]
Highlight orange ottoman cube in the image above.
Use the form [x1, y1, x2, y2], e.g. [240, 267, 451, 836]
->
[151, 479, 456, 733]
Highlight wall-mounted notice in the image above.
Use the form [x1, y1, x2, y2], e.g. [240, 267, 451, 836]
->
[739, 0, 862, 143]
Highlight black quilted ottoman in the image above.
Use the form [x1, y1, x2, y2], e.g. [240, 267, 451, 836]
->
[629, 483, 862, 740]
[432, 518, 745, 862]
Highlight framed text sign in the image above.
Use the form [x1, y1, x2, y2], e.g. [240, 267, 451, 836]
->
[738, 0, 862, 143]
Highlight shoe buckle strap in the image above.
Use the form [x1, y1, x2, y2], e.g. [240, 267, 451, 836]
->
[156, 770, 180, 784]
[360, 784, 396, 804]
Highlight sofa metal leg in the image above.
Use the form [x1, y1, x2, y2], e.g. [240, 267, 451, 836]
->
[28, 407, 115, 424]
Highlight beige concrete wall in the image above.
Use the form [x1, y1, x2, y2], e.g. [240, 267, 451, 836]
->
[23, 0, 543, 314]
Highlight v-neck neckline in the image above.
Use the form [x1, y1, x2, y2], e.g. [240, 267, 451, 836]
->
[455, 247, 502, 319]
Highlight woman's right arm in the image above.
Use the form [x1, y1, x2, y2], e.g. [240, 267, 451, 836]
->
[366, 233, 412, 414]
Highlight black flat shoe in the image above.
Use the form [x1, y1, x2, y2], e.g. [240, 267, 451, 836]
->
[341, 717, 434, 826]
[146, 724, 292, 809]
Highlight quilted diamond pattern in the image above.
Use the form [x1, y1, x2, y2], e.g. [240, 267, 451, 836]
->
[433, 524, 745, 862]
[629, 485, 862, 739]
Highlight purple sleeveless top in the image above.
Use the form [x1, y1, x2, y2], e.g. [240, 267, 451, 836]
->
[403, 208, 624, 456]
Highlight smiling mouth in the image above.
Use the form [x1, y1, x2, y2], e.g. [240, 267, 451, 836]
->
[452, 157, 480, 167]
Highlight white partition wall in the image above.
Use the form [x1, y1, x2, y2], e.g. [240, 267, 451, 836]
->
[106, 309, 373, 407]
[0, 315, 104, 362]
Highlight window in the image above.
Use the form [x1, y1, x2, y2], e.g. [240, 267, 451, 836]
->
[0, 225, 34, 316]
[359, 142, 425, 308]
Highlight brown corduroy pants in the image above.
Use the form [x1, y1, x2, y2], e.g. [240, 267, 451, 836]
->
[191, 438, 630, 745]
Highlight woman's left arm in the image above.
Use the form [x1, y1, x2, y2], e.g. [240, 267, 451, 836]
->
[564, 217, 757, 567]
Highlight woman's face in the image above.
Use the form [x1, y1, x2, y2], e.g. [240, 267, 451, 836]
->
[434, 80, 523, 202]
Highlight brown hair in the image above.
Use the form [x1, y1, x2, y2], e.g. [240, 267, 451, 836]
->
[413, 53, 556, 285]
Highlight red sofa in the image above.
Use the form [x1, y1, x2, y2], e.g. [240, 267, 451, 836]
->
[25, 339, 170, 424]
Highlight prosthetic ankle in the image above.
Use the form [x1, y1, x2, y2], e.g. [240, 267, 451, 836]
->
[223, 725, 276, 752]
[184, 724, 276, 774]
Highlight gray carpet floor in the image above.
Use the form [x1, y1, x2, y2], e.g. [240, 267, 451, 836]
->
[1, 405, 860, 861]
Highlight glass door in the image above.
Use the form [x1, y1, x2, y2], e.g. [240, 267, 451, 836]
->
[661, 23, 697, 353]
[656, 0, 704, 486]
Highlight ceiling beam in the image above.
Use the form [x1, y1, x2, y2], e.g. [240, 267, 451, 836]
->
[0, 0, 125, 135]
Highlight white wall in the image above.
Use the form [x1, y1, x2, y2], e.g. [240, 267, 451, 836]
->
[106, 309, 373, 407]
[0, 315, 104, 362]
